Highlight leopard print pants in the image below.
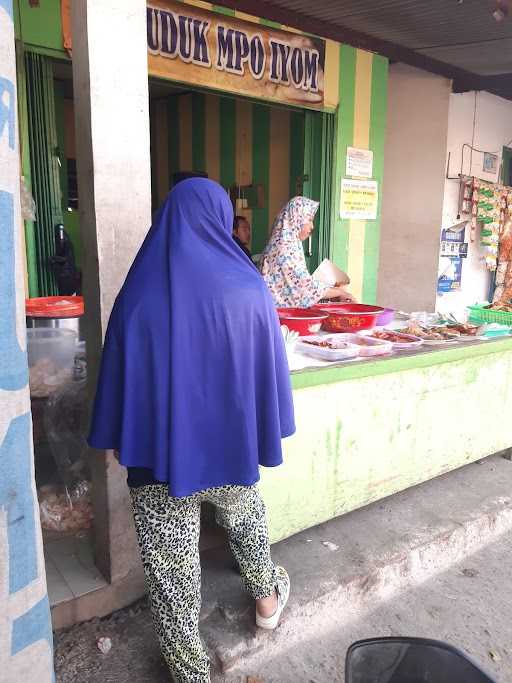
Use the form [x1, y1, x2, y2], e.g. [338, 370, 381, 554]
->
[130, 484, 278, 683]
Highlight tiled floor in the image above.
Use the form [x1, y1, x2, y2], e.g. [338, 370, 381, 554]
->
[44, 532, 108, 606]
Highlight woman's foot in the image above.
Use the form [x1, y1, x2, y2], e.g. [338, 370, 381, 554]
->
[256, 591, 278, 618]
[255, 566, 290, 630]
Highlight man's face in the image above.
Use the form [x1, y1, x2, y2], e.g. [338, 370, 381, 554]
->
[235, 219, 251, 246]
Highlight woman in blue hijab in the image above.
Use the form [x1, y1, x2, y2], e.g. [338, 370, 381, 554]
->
[89, 178, 295, 682]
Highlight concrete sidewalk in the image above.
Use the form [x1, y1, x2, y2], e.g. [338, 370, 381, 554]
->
[236, 531, 512, 682]
[54, 454, 512, 682]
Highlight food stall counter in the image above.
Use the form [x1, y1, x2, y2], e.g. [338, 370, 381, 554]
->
[260, 336, 512, 543]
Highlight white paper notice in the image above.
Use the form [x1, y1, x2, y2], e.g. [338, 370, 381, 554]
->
[340, 179, 378, 220]
[346, 147, 373, 178]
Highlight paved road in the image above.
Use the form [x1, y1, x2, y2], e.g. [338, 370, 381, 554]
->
[237, 533, 512, 683]
[55, 532, 511, 682]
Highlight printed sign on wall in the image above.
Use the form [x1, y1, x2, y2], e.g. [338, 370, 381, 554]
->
[346, 147, 373, 178]
[438, 257, 463, 293]
[340, 179, 378, 220]
[440, 225, 468, 258]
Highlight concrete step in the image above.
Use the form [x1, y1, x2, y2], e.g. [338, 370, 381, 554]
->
[199, 454, 512, 674]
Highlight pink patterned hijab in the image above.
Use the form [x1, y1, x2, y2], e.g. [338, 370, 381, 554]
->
[260, 197, 330, 308]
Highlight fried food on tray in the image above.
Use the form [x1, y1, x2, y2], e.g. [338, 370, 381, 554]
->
[487, 302, 512, 313]
[403, 321, 479, 340]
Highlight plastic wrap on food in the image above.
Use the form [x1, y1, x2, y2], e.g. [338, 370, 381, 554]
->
[20, 175, 36, 221]
[38, 482, 93, 533]
[29, 357, 73, 398]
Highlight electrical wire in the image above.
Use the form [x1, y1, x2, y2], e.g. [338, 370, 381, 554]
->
[469, 91, 477, 173]
[447, 91, 503, 179]
[460, 144, 500, 177]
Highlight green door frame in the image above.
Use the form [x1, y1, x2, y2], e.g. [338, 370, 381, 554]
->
[16, 41, 39, 296]
[502, 146, 512, 186]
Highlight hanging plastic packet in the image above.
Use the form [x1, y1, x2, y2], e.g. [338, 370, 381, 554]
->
[20, 175, 36, 221]
[476, 183, 502, 270]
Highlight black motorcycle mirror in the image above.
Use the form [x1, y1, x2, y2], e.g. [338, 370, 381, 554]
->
[345, 637, 497, 683]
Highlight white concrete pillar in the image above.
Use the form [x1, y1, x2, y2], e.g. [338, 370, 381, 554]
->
[71, 0, 152, 335]
[0, 1, 53, 677]
[71, 0, 151, 582]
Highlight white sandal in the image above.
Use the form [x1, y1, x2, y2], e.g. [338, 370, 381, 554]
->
[256, 566, 290, 630]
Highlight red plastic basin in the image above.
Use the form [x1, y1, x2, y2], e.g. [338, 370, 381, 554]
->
[315, 303, 384, 333]
[277, 307, 328, 337]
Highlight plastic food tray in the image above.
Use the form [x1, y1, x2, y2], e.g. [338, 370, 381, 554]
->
[365, 330, 424, 350]
[420, 335, 460, 346]
[337, 333, 393, 357]
[295, 335, 360, 362]
[468, 304, 512, 326]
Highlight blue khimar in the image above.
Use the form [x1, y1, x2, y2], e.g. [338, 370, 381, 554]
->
[88, 178, 295, 497]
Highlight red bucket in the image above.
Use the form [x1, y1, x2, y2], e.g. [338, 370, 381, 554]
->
[277, 307, 328, 337]
[315, 303, 384, 333]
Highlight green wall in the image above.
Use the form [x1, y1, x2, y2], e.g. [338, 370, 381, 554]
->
[15, 0, 67, 57]
[14, 2, 390, 301]
[153, 92, 306, 256]
[260, 340, 512, 543]
[330, 46, 388, 303]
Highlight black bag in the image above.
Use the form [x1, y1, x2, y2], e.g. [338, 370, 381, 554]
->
[49, 224, 82, 296]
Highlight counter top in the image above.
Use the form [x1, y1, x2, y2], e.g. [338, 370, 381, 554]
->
[290, 335, 512, 390]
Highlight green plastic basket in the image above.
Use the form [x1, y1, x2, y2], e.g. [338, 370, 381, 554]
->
[467, 304, 512, 325]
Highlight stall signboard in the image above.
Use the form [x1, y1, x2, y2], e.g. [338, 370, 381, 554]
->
[61, 0, 326, 109]
[340, 179, 378, 220]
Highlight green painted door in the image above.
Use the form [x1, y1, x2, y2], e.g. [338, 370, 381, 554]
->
[302, 110, 335, 272]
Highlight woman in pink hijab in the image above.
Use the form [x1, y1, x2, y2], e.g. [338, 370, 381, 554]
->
[260, 197, 353, 307]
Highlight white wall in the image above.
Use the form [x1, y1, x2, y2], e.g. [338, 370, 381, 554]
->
[378, 64, 451, 312]
[437, 91, 512, 316]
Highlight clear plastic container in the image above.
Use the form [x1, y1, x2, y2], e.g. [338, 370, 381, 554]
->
[27, 328, 77, 398]
[338, 333, 393, 356]
[27, 328, 77, 368]
[295, 335, 360, 362]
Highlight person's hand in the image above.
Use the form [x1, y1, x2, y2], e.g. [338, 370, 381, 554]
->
[336, 288, 355, 302]
[340, 287, 356, 304]
[324, 287, 356, 302]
